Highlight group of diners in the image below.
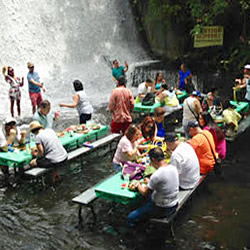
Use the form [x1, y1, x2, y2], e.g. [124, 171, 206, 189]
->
[112, 104, 226, 226]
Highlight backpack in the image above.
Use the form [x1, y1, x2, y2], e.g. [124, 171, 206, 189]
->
[142, 93, 156, 106]
[122, 162, 146, 181]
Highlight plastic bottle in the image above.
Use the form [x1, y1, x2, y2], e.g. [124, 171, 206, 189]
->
[25, 139, 31, 154]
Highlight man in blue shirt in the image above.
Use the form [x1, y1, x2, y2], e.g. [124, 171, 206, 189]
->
[112, 59, 128, 84]
[27, 62, 45, 114]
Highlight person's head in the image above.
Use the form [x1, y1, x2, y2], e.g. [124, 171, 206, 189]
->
[27, 62, 34, 73]
[199, 111, 214, 127]
[187, 121, 200, 137]
[191, 90, 201, 100]
[145, 78, 153, 87]
[7, 66, 14, 77]
[210, 87, 219, 96]
[206, 92, 214, 100]
[244, 64, 250, 74]
[161, 84, 168, 90]
[149, 147, 165, 168]
[154, 107, 165, 123]
[117, 75, 127, 87]
[29, 121, 43, 135]
[180, 63, 187, 72]
[73, 79, 84, 92]
[223, 99, 233, 109]
[39, 100, 51, 115]
[165, 132, 179, 152]
[4, 117, 17, 133]
[125, 124, 141, 143]
[155, 72, 163, 82]
[213, 96, 222, 107]
[113, 59, 119, 68]
[140, 116, 155, 140]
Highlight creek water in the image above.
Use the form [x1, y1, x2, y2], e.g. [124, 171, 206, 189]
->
[1, 0, 250, 249]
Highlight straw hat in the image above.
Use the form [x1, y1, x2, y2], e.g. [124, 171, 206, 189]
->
[27, 62, 34, 68]
[29, 121, 43, 132]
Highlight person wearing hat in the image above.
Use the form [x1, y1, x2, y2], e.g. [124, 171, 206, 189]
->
[59, 79, 93, 124]
[112, 59, 128, 84]
[108, 75, 134, 134]
[27, 62, 45, 114]
[0, 117, 26, 185]
[2, 66, 24, 118]
[29, 121, 67, 178]
[33, 100, 59, 129]
[127, 147, 179, 227]
[182, 90, 202, 138]
[165, 132, 200, 189]
[187, 121, 217, 175]
[234, 64, 250, 115]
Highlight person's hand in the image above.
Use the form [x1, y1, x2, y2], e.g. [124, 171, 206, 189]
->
[31, 149, 38, 157]
[144, 177, 150, 184]
[125, 61, 128, 67]
[42, 87, 46, 92]
[59, 103, 64, 107]
[54, 111, 60, 120]
[29, 158, 37, 167]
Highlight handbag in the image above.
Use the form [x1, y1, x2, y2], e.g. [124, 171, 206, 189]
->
[200, 133, 223, 177]
[122, 161, 146, 181]
[142, 93, 156, 106]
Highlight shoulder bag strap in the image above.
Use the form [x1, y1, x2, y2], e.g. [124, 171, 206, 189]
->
[187, 99, 199, 122]
[199, 132, 218, 163]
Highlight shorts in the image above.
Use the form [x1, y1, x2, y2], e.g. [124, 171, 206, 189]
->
[29, 92, 42, 107]
[36, 157, 67, 169]
[79, 113, 92, 124]
[111, 120, 131, 135]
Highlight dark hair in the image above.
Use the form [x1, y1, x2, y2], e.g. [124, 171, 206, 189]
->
[154, 107, 165, 117]
[155, 72, 163, 82]
[113, 59, 118, 65]
[39, 100, 50, 109]
[161, 84, 168, 90]
[146, 78, 153, 84]
[200, 111, 225, 141]
[31, 127, 41, 134]
[125, 125, 139, 141]
[149, 147, 164, 161]
[73, 79, 83, 91]
[140, 116, 155, 140]
[165, 132, 178, 142]
[223, 99, 233, 109]
[118, 75, 127, 86]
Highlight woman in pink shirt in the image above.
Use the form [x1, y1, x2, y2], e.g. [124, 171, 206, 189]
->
[199, 111, 226, 159]
[113, 125, 141, 172]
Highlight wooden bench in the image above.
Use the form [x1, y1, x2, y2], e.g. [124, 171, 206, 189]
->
[25, 133, 121, 178]
[150, 175, 206, 226]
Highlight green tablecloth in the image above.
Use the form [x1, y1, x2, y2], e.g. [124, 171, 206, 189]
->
[0, 125, 108, 168]
[177, 90, 188, 102]
[95, 172, 141, 204]
[230, 101, 249, 113]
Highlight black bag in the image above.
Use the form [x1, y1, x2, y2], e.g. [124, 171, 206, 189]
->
[142, 93, 156, 106]
[185, 80, 195, 94]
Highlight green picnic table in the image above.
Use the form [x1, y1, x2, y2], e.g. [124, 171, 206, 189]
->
[0, 125, 108, 169]
[230, 101, 249, 114]
[176, 90, 188, 102]
[95, 172, 141, 204]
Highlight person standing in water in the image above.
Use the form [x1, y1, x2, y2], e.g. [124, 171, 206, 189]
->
[112, 59, 128, 84]
[27, 62, 46, 114]
[59, 80, 93, 124]
[2, 66, 24, 118]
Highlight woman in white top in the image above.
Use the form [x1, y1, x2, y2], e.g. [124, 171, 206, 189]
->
[60, 80, 93, 124]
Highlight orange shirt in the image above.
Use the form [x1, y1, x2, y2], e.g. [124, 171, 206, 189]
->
[189, 130, 216, 175]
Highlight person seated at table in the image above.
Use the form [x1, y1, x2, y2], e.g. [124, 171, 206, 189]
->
[187, 121, 217, 175]
[112, 125, 141, 172]
[202, 90, 215, 112]
[29, 121, 68, 183]
[199, 111, 226, 160]
[177, 63, 193, 93]
[127, 147, 179, 227]
[136, 78, 154, 103]
[165, 132, 200, 190]
[222, 100, 242, 137]
[151, 72, 166, 93]
[33, 100, 59, 129]
[137, 116, 158, 153]
[156, 84, 181, 115]
[0, 117, 26, 185]
[210, 96, 223, 118]
[59, 79, 93, 124]
[153, 107, 167, 138]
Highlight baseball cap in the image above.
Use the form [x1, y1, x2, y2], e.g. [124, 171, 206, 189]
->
[187, 120, 199, 128]
[192, 90, 201, 97]
[4, 117, 16, 126]
[244, 64, 250, 70]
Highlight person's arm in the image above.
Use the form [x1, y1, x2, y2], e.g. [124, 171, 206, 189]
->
[36, 143, 44, 157]
[59, 94, 80, 108]
[137, 183, 150, 196]
[0, 130, 16, 151]
[112, 76, 119, 84]
[124, 61, 128, 73]
[194, 99, 202, 115]
[108, 91, 116, 112]
[125, 147, 139, 161]
[29, 78, 43, 88]
[177, 74, 180, 89]
[129, 92, 134, 111]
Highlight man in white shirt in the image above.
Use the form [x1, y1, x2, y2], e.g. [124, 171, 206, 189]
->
[127, 147, 179, 227]
[165, 133, 200, 190]
[137, 78, 154, 102]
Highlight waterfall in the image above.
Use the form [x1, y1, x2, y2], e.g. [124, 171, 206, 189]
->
[0, 0, 148, 120]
